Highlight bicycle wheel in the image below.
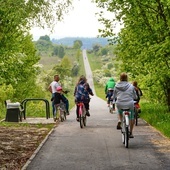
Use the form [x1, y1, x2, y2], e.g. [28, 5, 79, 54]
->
[79, 106, 84, 128]
[134, 107, 138, 126]
[83, 115, 87, 126]
[64, 111, 67, 120]
[125, 126, 129, 148]
[60, 110, 64, 122]
[121, 121, 125, 144]
[80, 114, 84, 128]
[109, 102, 113, 114]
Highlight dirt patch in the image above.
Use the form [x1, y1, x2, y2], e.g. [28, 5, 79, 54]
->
[0, 125, 54, 170]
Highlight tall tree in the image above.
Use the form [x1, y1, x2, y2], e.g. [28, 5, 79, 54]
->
[0, 0, 73, 101]
[95, 0, 170, 110]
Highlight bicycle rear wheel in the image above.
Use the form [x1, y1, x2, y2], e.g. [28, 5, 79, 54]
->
[83, 115, 87, 126]
[64, 111, 67, 120]
[80, 114, 84, 128]
[125, 126, 129, 148]
[121, 122, 125, 144]
[134, 107, 138, 126]
[60, 110, 64, 122]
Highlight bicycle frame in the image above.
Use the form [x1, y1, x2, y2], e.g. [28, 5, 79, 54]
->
[121, 109, 131, 148]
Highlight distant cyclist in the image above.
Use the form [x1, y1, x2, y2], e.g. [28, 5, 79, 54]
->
[112, 73, 138, 138]
[132, 81, 143, 113]
[105, 77, 116, 107]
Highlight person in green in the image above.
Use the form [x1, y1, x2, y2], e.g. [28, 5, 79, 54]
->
[105, 77, 116, 107]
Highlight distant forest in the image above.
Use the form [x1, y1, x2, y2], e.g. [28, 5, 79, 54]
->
[51, 37, 109, 49]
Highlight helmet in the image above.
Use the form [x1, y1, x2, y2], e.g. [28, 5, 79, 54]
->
[56, 86, 62, 91]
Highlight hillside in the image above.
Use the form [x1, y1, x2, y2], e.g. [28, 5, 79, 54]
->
[51, 37, 109, 49]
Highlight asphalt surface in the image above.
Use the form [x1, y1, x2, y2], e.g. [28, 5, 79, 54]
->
[23, 50, 170, 170]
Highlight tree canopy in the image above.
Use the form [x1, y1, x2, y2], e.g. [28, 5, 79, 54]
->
[0, 0, 72, 102]
[95, 0, 170, 110]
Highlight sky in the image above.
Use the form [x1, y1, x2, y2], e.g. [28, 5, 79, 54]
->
[30, 0, 122, 40]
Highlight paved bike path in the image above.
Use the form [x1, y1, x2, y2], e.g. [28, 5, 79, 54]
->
[24, 50, 170, 170]
[24, 95, 170, 170]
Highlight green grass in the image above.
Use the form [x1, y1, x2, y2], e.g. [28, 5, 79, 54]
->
[87, 52, 103, 71]
[0, 120, 54, 129]
[94, 81, 105, 100]
[140, 102, 170, 138]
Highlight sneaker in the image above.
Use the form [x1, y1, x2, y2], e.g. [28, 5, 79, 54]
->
[66, 111, 70, 115]
[117, 122, 122, 130]
[129, 132, 134, 138]
[86, 111, 90, 117]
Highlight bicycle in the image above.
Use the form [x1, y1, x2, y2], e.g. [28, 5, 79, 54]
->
[77, 102, 87, 128]
[57, 102, 67, 122]
[121, 109, 131, 148]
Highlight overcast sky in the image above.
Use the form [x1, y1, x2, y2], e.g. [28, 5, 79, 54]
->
[30, 0, 121, 40]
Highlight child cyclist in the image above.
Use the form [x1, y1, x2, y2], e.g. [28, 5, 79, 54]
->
[53, 86, 65, 122]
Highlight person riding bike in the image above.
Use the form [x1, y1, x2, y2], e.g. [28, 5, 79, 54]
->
[53, 86, 65, 122]
[112, 73, 138, 138]
[132, 81, 143, 113]
[105, 77, 116, 107]
[74, 75, 93, 121]
[83, 82, 94, 116]
[48, 74, 70, 116]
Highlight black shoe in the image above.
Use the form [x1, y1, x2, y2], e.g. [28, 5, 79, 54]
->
[117, 122, 122, 130]
[129, 132, 134, 138]
[76, 118, 79, 122]
[86, 111, 90, 117]
[67, 111, 70, 115]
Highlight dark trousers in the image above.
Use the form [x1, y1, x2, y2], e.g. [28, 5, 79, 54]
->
[107, 90, 113, 104]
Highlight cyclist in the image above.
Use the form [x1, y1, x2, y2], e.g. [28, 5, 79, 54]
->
[132, 81, 143, 113]
[48, 75, 60, 117]
[83, 82, 94, 116]
[53, 86, 65, 122]
[112, 73, 138, 138]
[74, 76, 86, 121]
[48, 74, 70, 116]
[74, 75, 93, 121]
[105, 77, 116, 107]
